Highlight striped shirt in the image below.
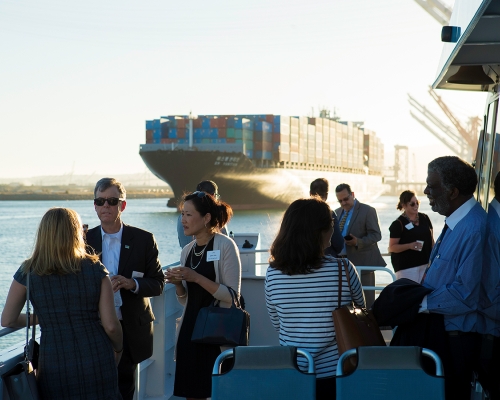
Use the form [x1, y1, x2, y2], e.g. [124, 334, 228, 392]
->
[265, 256, 365, 378]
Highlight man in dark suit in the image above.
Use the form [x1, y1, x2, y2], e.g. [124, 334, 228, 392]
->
[86, 178, 164, 400]
[310, 178, 344, 257]
[335, 183, 386, 307]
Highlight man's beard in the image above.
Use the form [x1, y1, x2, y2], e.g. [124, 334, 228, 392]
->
[431, 193, 451, 216]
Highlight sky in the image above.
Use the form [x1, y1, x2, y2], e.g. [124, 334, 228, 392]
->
[0, 0, 488, 182]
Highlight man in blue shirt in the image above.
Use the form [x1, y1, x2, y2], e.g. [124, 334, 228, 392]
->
[476, 171, 500, 398]
[421, 156, 487, 400]
[335, 183, 385, 308]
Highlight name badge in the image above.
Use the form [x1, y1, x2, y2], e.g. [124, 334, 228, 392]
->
[405, 222, 414, 230]
[206, 250, 221, 261]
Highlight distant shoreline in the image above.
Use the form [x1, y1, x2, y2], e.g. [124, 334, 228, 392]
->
[0, 189, 172, 201]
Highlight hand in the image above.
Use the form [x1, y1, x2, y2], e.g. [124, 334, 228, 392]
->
[164, 268, 183, 285]
[410, 241, 423, 251]
[344, 234, 358, 247]
[110, 275, 136, 293]
[166, 266, 198, 283]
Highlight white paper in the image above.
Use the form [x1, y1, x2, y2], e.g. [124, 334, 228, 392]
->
[206, 250, 221, 261]
[405, 222, 414, 230]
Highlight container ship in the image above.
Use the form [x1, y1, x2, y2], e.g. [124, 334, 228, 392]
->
[139, 114, 386, 209]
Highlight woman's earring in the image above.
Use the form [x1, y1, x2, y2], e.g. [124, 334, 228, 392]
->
[204, 222, 207, 228]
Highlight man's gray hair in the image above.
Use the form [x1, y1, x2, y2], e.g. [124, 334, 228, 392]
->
[428, 156, 477, 196]
[94, 178, 126, 199]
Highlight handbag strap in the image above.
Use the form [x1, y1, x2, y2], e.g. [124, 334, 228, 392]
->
[337, 258, 353, 309]
[215, 286, 242, 309]
[25, 271, 37, 362]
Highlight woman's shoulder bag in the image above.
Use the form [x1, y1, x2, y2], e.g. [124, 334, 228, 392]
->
[1, 271, 41, 399]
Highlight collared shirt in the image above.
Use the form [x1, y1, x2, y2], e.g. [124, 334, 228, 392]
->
[100, 224, 140, 319]
[338, 199, 357, 256]
[421, 198, 487, 332]
[478, 198, 500, 335]
[490, 197, 500, 219]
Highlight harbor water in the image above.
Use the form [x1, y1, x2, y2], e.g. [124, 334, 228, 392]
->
[0, 195, 445, 350]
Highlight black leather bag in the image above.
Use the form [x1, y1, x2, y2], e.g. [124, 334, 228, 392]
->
[2, 360, 40, 400]
[191, 287, 250, 346]
[1, 272, 41, 400]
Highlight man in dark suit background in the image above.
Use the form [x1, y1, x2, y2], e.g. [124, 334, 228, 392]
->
[335, 183, 386, 307]
[310, 178, 344, 257]
[86, 178, 164, 400]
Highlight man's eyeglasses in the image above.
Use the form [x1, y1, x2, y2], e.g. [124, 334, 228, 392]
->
[408, 200, 420, 207]
[94, 197, 124, 206]
[338, 194, 352, 203]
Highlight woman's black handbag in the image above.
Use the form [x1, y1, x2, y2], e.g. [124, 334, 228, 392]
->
[2, 272, 41, 400]
[191, 287, 250, 346]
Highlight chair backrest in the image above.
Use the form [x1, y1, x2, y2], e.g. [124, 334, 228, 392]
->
[336, 346, 445, 400]
[212, 346, 316, 400]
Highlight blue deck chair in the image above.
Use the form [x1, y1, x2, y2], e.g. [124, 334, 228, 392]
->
[212, 346, 316, 400]
[336, 346, 445, 400]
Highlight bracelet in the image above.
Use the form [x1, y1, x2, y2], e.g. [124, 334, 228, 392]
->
[176, 292, 187, 298]
[114, 348, 123, 354]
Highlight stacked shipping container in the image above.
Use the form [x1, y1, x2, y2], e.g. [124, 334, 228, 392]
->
[145, 114, 384, 175]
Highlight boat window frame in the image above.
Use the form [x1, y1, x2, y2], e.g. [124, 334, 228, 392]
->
[476, 93, 499, 208]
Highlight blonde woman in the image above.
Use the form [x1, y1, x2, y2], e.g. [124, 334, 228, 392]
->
[1, 208, 122, 400]
[165, 191, 241, 400]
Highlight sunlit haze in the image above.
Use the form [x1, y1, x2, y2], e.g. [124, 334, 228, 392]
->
[0, 0, 486, 183]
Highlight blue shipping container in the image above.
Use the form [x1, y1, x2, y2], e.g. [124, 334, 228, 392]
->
[168, 128, 177, 138]
[194, 128, 202, 138]
[146, 120, 154, 130]
[209, 128, 218, 138]
[254, 120, 272, 133]
[245, 150, 253, 158]
[202, 118, 211, 129]
[178, 139, 187, 144]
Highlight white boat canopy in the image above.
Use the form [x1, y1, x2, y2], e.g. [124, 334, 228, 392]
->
[433, 0, 500, 92]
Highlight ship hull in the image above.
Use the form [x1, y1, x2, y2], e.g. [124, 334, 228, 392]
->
[139, 145, 386, 209]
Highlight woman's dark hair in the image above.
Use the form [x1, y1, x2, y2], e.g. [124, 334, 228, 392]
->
[269, 198, 333, 275]
[397, 190, 416, 210]
[182, 191, 233, 232]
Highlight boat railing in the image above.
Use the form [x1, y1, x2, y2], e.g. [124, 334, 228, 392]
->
[0, 327, 21, 339]
[0, 252, 396, 400]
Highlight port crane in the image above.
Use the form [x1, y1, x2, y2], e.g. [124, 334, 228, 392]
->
[408, 88, 481, 162]
[407, 0, 481, 163]
[413, 0, 452, 25]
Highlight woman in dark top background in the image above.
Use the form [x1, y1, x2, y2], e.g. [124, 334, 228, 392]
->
[388, 190, 434, 282]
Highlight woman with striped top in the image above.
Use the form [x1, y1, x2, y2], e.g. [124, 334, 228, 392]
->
[265, 197, 365, 400]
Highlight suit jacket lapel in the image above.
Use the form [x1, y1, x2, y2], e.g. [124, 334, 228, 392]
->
[118, 224, 133, 275]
